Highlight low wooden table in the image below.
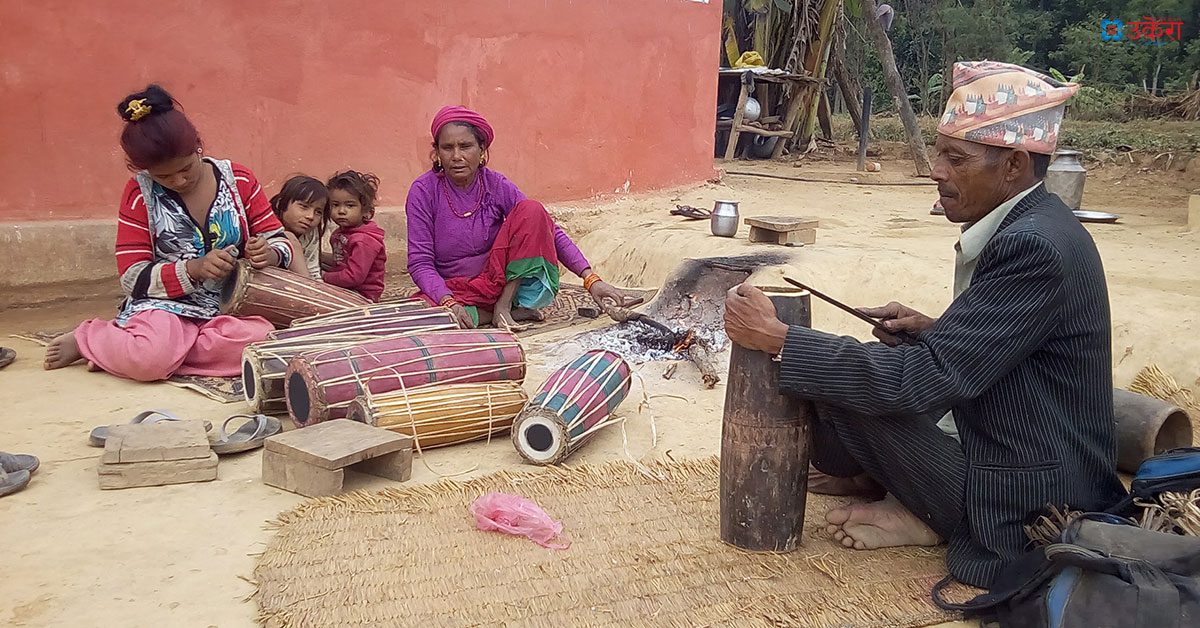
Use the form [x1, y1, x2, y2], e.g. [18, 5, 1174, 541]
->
[263, 419, 413, 497]
[745, 215, 819, 245]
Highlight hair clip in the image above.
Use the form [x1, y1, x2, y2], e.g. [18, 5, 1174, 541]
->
[126, 98, 152, 121]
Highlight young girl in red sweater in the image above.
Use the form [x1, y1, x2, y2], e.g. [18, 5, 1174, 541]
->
[269, 175, 328, 279]
[322, 171, 387, 302]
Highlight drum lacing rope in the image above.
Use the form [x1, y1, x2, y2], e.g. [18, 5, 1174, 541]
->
[362, 372, 480, 479]
[313, 338, 526, 411]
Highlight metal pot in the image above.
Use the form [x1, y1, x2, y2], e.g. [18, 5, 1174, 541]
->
[711, 200, 740, 237]
[1044, 149, 1086, 210]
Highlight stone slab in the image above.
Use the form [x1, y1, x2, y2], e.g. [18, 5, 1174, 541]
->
[101, 421, 212, 464]
[98, 452, 218, 490]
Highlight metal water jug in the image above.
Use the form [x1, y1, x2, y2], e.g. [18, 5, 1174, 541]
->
[1044, 149, 1086, 210]
[711, 200, 740, 237]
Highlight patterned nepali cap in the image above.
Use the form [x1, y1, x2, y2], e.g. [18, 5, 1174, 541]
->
[937, 61, 1079, 155]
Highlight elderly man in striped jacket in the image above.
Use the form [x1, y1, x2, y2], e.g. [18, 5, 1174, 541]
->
[724, 62, 1126, 588]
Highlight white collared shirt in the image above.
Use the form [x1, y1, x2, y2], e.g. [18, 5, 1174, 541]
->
[952, 182, 1042, 298]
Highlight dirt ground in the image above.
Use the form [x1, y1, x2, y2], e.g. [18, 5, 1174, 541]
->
[1, 152, 1196, 627]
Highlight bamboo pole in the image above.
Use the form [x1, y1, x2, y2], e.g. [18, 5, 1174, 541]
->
[860, 0, 932, 176]
[788, 0, 842, 151]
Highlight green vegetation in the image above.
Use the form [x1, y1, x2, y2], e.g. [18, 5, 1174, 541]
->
[837, 0, 1199, 120]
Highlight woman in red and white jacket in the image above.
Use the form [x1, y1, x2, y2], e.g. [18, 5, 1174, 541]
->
[44, 84, 294, 381]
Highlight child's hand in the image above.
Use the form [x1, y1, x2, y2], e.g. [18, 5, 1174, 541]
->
[186, 246, 238, 282]
[246, 236, 278, 269]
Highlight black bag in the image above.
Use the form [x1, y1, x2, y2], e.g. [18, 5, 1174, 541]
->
[1107, 446, 1200, 518]
[933, 514, 1200, 627]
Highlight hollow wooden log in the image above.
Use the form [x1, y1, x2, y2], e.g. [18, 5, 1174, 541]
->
[720, 289, 814, 552]
[1113, 388, 1193, 473]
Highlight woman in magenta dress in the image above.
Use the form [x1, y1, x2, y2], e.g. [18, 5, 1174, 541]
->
[406, 106, 634, 330]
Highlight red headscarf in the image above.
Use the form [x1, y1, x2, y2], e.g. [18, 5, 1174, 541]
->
[431, 106, 495, 147]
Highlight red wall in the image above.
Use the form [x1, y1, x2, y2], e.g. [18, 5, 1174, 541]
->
[0, 0, 719, 221]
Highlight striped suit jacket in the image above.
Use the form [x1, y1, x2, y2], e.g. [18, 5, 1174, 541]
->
[779, 183, 1127, 585]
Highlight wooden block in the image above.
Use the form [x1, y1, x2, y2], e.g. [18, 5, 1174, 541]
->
[351, 445, 413, 482]
[748, 226, 778, 243]
[262, 449, 344, 497]
[264, 419, 410, 470]
[101, 421, 211, 464]
[1189, 195, 1199, 229]
[744, 215, 819, 232]
[780, 228, 817, 245]
[749, 225, 817, 245]
[98, 452, 218, 489]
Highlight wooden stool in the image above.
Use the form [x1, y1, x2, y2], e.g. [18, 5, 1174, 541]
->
[263, 419, 413, 497]
[745, 216, 818, 245]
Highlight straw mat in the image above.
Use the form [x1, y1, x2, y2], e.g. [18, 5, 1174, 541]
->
[253, 458, 968, 628]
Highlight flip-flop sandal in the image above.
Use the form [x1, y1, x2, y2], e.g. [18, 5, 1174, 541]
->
[209, 414, 281, 455]
[0, 452, 40, 475]
[670, 205, 711, 220]
[0, 347, 15, 370]
[0, 468, 31, 498]
[88, 410, 213, 448]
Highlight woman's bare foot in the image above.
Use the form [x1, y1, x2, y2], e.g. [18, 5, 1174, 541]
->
[808, 467, 886, 499]
[492, 307, 528, 332]
[511, 307, 545, 322]
[44, 332, 83, 370]
[825, 494, 942, 550]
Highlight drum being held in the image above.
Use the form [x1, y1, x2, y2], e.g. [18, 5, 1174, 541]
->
[219, 260, 369, 327]
[512, 350, 632, 465]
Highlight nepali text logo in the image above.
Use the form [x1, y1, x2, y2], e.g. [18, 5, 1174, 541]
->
[1101, 17, 1184, 45]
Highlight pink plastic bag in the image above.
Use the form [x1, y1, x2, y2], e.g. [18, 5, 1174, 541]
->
[469, 491, 571, 550]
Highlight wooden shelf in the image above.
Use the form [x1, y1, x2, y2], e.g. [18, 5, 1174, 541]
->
[734, 126, 794, 137]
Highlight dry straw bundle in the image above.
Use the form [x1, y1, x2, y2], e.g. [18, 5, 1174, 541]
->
[1130, 365, 1200, 419]
[1138, 488, 1200, 536]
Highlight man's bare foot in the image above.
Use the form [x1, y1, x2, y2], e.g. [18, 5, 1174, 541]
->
[825, 494, 942, 550]
[44, 332, 83, 370]
[511, 307, 545, 322]
[808, 467, 886, 499]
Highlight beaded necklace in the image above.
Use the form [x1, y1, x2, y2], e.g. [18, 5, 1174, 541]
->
[441, 172, 485, 218]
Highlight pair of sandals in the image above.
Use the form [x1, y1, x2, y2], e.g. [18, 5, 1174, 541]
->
[670, 205, 712, 220]
[0, 452, 40, 497]
[89, 410, 282, 455]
